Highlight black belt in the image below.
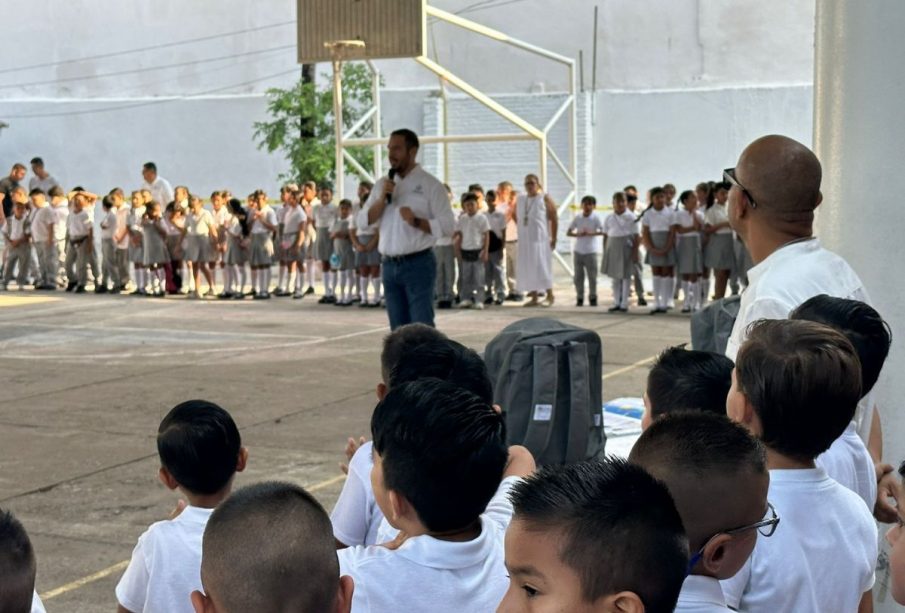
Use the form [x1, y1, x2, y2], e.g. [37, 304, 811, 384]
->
[382, 248, 431, 264]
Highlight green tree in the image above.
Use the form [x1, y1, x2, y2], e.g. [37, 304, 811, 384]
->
[253, 62, 380, 186]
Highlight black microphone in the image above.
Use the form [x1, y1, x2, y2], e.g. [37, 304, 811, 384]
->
[386, 169, 397, 204]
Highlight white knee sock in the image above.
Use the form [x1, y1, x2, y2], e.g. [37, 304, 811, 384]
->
[237, 266, 246, 293]
[701, 278, 711, 305]
[330, 270, 338, 295]
[306, 260, 316, 287]
[665, 277, 676, 308]
[137, 268, 146, 290]
[278, 266, 286, 291]
[621, 279, 631, 308]
[371, 276, 381, 303]
[652, 277, 662, 309]
[683, 281, 693, 309]
[323, 271, 332, 296]
[339, 270, 349, 301]
[294, 269, 303, 291]
[611, 279, 621, 307]
[360, 276, 369, 303]
[224, 266, 233, 293]
[156, 268, 165, 289]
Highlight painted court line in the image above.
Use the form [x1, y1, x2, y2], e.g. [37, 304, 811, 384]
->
[602, 354, 657, 380]
[40, 473, 349, 601]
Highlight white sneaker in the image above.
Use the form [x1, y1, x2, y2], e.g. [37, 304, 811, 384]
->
[473, 301, 484, 310]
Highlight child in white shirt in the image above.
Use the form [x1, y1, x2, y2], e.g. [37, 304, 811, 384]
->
[453, 192, 490, 309]
[115, 400, 248, 613]
[2, 196, 31, 290]
[64, 190, 96, 293]
[641, 187, 676, 313]
[498, 457, 687, 613]
[631, 412, 774, 612]
[723, 319, 878, 613]
[567, 195, 604, 307]
[99, 195, 118, 293]
[601, 192, 637, 311]
[792, 295, 891, 511]
[28, 188, 55, 290]
[673, 190, 706, 313]
[338, 378, 534, 613]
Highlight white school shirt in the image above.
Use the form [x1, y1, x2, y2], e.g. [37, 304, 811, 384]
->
[720, 467, 877, 613]
[331, 441, 384, 547]
[815, 423, 877, 511]
[66, 210, 91, 239]
[569, 212, 604, 255]
[357, 165, 455, 257]
[115, 206, 131, 249]
[501, 202, 519, 242]
[128, 207, 146, 237]
[251, 205, 278, 234]
[142, 176, 174, 208]
[314, 202, 339, 229]
[185, 209, 214, 236]
[4, 215, 28, 241]
[673, 208, 705, 237]
[704, 203, 733, 234]
[641, 206, 674, 232]
[486, 209, 506, 240]
[282, 205, 307, 234]
[675, 575, 732, 612]
[456, 211, 490, 250]
[30, 206, 52, 243]
[725, 239, 870, 363]
[338, 477, 520, 613]
[100, 210, 117, 240]
[115, 505, 213, 613]
[51, 203, 68, 241]
[212, 206, 229, 230]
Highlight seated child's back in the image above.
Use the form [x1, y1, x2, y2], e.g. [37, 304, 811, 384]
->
[0, 508, 36, 613]
[116, 400, 247, 613]
[338, 379, 533, 613]
[722, 319, 877, 613]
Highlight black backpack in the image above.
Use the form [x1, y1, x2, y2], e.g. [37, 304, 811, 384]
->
[484, 318, 605, 466]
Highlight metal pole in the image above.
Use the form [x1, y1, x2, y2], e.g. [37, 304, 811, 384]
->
[366, 60, 383, 179]
[568, 60, 578, 198]
[331, 57, 345, 199]
[591, 5, 598, 125]
[579, 50, 584, 92]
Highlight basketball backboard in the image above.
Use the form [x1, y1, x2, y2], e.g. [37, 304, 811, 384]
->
[297, 0, 425, 63]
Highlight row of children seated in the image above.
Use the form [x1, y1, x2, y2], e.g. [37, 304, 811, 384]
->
[1, 294, 899, 612]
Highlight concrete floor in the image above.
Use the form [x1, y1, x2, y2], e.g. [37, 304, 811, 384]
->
[0, 281, 691, 611]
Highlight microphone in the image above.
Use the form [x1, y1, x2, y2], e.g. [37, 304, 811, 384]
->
[386, 169, 397, 204]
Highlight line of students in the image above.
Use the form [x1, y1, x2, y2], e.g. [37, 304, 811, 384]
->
[1, 292, 903, 612]
[569, 181, 754, 314]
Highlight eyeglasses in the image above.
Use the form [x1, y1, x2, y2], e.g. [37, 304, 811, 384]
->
[685, 502, 779, 576]
[723, 168, 757, 209]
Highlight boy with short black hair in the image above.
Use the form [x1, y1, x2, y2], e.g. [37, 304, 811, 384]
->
[116, 400, 248, 613]
[630, 411, 774, 611]
[722, 319, 877, 612]
[484, 189, 507, 305]
[454, 192, 490, 310]
[28, 188, 56, 290]
[191, 481, 353, 613]
[792, 295, 892, 510]
[498, 457, 687, 613]
[338, 379, 534, 612]
[642, 345, 734, 430]
[2, 195, 31, 291]
[64, 190, 96, 293]
[99, 194, 117, 293]
[0, 508, 37, 613]
[567, 194, 604, 307]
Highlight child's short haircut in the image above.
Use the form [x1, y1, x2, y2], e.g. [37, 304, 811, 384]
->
[102, 195, 114, 209]
[650, 186, 665, 198]
[157, 400, 241, 496]
[380, 323, 446, 383]
[510, 458, 687, 612]
[486, 189, 496, 203]
[47, 185, 64, 199]
[467, 183, 484, 194]
[647, 346, 733, 419]
[339, 198, 352, 208]
[109, 187, 124, 198]
[629, 411, 767, 550]
[462, 192, 478, 205]
[612, 191, 626, 202]
[201, 481, 339, 613]
[580, 194, 597, 206]
[737, 319, 862, 459]
[791, 294, 891, 396]
[388, 338, 493, 403]
[0, 509, 36, 612]
[371, 378, 507, 532]
[29, 188, 45, 198]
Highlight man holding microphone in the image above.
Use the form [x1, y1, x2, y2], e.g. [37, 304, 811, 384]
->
[358, 129, 455, 329]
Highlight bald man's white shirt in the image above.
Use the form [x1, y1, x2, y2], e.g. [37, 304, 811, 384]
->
[142, 176, 174, 208]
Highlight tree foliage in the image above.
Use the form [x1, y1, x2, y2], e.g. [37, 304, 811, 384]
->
[253, 62, 380, 186]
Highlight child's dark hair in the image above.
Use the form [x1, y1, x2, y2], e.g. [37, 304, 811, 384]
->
[581, 195, 597, 206]
[629, 411, 767, 550]
[647, 346, 733, 420]
[201, 481, 339, 612]
[29, 188, 45, 198]
[102, 194, 114, 209]
[510, 458, 687, 612]
[791, 295, 891, 396]
[339, 198, 352, 208]
[612, 191, 626, 202]
[696, 182, 715, 209]
[227, 198, 250, 237]
[371, 379, 507, 532]
[48, 185, 64, 199]
[462, 192, 478, 205]
[486, 189, 496, 203]
[736, 319, 862, 459]
[0, 508, 36, 611]
[157, 400, 242, 495]
[650, 186, 665, 198]
[389, 339, 493, 403]
[679, 190, 695, 206]
[380, 323, 447, 384]
[467, 183, 484, 195]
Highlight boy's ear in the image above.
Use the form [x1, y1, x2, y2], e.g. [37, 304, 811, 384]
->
[604, 591, 645, 613]
[701, 532, 734, 576]
[159, 467, 179, 491]
[335, 575, 355, 613]
[376, 382, 388, 402]
[387, 489, 411, 523]
[191, 590, 215, 613]
[236, 447, 249, 473]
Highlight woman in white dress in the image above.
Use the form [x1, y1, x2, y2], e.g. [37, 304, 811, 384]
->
[514, 174, 558, 307]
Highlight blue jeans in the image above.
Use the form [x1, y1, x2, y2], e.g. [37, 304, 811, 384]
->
[382, 249, 437, 330]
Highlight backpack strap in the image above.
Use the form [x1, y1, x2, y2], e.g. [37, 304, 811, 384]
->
[564, 341, 591, 463]
[522, 344, 558, 460]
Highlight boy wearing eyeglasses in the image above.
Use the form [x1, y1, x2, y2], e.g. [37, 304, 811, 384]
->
[630, 411, 774, 612]
[722, 319, 878, 613]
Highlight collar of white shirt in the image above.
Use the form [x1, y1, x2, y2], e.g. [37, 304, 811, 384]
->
[678, 575, 729, 609]
[391, 514, 498, 570]
[746, 237, 819, 287]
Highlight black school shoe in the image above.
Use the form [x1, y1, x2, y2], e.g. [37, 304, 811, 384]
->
[589, 297, 598, 307]
[75, 285, 86, 293]
[637, 298, 648, 306]
[484, 296, 493, 305]
[94, 285, 108, 294]
[437, 300, 452, 309]
[66, 281, 77, 292]
[576, 298, 584, 307]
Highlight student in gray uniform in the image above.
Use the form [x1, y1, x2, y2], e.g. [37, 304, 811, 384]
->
[673, 190, 705, 313]
[249, 190, 278, 299]
[624, 185, 647, 307]
[566, 195, 604, 307]
[330, 199, 355, 306]
[98, 195, 117, 293]
[434, 183, 457, 309]
[602, 192, 637, 312]
[641, 186, 676, 314]
[484, 189, 507, 306]
[453, 192, 490, 310]
[351, 181, 381, 307]
[703, 181, 736, 300]
[65, 190, 96, 293]
[142, 200, 169, 297]
[127, 190, 147, 294]
[1, 198, 31, 290]
[224, 198, 250, 299]
[314, 186, 339, 304]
